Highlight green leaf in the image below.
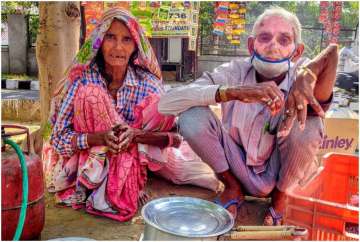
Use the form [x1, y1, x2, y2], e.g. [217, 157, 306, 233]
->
[42, 122, 52, 140]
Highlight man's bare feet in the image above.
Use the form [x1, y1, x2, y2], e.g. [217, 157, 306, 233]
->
[264, 187, 287, 225]
[216, 170, 244, 220]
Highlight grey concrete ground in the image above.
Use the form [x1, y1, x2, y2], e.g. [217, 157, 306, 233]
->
[0, 80, 193, 122]
[0, 80, 191, 101]
[2, 89, 39, 100]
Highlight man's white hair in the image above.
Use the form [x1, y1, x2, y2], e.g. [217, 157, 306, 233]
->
[251, 7, 302, 44]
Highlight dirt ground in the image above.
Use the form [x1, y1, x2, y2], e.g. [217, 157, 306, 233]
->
[2, 121, 269, 241]
[41, 174, 269, 240]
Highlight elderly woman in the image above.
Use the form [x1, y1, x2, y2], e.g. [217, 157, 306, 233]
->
[43, 8, 178, 222]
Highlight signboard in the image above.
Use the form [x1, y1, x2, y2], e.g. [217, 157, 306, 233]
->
[318, 111, 359, 156]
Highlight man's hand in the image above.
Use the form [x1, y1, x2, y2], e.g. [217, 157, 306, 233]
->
[277, 44, 339, 138]
[277, 69, 324, 137]
[226, 81, 284, 115]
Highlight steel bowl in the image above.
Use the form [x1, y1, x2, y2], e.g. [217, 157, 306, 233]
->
[141, 196, 234, 241]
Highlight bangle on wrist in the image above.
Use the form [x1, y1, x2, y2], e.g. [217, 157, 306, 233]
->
[77, 133, 89, 150]
[299, 66, 317, 82]
[133, 129, 143, 143]
[219, 85, 229, 102]
[167, 132, 174, 147]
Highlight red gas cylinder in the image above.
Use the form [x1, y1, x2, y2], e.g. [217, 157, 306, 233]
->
[1, 125, 45, 240]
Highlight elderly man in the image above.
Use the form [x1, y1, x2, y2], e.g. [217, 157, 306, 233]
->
[158, 7, 338, 224]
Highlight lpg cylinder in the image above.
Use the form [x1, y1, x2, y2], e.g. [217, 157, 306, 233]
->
[1, 125, 45, 240]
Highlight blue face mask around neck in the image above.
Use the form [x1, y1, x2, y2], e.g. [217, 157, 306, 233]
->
[251, 48, 296, 79]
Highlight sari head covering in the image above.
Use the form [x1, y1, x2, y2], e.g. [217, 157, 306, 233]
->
[49, 8, 161, 128]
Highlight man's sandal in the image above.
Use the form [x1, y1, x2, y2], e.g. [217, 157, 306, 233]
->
[214, 197, 244, 209]
[264, 206, 283, 225]
[214, 198, 244, 220]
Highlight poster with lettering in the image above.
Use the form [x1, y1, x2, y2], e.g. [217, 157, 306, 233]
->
[151, 2, 192, 37]
[82, 1, 197, 39]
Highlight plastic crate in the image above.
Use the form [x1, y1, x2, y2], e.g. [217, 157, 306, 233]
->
[284, 153, 359, 240]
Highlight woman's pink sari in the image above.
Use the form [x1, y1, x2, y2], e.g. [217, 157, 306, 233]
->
[43, 84, 174, 221]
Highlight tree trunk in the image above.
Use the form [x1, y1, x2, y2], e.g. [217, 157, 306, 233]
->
[36, 2, 80, 131]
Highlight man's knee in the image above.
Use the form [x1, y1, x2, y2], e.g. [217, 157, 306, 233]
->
[280, 117, 323, 157]
[178, 106, 216, 140]
[277, 117, 324, 191]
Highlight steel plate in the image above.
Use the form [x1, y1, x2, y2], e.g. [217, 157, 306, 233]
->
[141, 196, 234, 238]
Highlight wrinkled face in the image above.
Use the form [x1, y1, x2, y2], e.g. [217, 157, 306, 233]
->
[250, 16, 296, 60]
[101, 20, 136, 68]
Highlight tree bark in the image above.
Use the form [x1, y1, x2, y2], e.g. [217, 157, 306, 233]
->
[36, 2, 80, 131]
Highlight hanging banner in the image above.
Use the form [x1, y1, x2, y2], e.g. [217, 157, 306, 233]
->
[318, 1, 342, 44]
[213, 1, 247, 45]
[189, 36, 197, 52]
[213, 2, 229, 36]
[188, 2, 200, 51]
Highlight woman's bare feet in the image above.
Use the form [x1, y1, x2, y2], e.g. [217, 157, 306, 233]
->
[139, 190, 150, 206]
[264, 187, 287, 225]
[216, 170, 244, 219]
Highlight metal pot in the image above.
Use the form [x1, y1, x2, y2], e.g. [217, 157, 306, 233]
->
[141, 197, 234, 241]
[142, 223, 218, 241]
